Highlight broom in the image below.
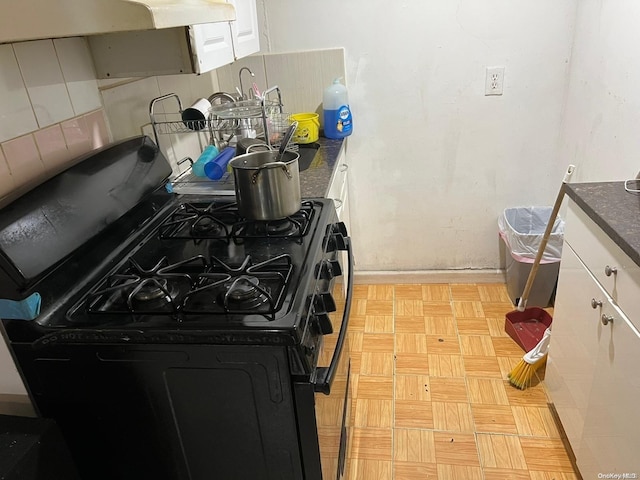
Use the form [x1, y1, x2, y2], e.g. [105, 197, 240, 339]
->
[508, 327, 551, 389]
[506, 165, 575, 390]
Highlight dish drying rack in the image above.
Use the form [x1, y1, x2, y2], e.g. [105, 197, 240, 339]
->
[149, 86, 292, 195]
[149, 86, 286, 151]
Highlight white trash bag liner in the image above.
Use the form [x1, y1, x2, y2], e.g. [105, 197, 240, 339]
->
[498, 206, 564, 264]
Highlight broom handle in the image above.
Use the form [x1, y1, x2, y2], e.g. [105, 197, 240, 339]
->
[517, 165, 575, 312]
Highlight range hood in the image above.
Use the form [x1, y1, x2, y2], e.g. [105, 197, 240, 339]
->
[0, 0, 236, 44]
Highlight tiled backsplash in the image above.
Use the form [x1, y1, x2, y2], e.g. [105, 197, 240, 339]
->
[0, 36, 219, 206]
[0, 38, 109, 206]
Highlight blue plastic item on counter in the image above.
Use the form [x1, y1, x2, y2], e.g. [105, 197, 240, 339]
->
[192, 145, 219, 177]
[204, 146, 236, 180]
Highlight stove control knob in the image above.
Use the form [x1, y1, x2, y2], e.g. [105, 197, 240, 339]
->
[326, 233, 347, 253]
[333, 222, 348, 237]
[313, 292, 337, 335]
[318, 259, 342, 280]
[324, 222, 348, 253]
[315, 292, 337, 314]
[315, 313, 334, 335]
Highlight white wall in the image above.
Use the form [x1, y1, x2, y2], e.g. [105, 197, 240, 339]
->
[559, 0, 640, 182]
[258, 0, 578, 272]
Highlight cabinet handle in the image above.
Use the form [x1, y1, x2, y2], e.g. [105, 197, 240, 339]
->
[591, 298, 603, 309]
[339, 164, 348, 172]
[601, 313, 614, 326]
[604, 265, 618, 276]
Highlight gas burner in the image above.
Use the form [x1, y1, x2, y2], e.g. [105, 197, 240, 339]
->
[192, 216, 224, 236]
[126, 278, 170, 302]
[226, 275, 262, 301]
[258, 219, 298, 235]
[159, 202, 241, 240]
[84, 256, 208, 318]
[182, 255, 293, 319]
[232, 201, 316, 240]
[221, 275, 270, 309]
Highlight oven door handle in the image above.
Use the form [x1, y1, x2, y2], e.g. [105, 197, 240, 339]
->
[313, 236, 353, 395]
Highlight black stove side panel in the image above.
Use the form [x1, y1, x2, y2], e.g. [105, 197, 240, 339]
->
[12, 343, 302, 480]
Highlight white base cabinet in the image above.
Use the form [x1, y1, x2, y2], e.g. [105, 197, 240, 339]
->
[327, 141, 351, 294]
[88, 0, 259, 78]
[546, 200, 640, 478]
[327, 145, 351, 232]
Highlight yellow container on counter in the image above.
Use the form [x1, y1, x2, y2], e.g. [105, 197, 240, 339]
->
[291, 113, 320, 144]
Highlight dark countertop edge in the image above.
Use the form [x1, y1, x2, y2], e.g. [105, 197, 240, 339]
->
[299, 137, 345, 198]
[565, 182, 640, 267]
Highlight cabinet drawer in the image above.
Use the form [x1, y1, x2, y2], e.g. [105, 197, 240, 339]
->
[565, 201, 640, 329]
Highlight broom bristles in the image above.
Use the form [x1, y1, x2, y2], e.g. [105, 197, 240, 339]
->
[508, 355, 547, 390]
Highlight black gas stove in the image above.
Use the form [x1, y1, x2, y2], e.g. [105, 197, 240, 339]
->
[0, 136, 353, 480]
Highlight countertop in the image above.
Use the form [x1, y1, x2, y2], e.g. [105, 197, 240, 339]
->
[168, 137, 344, 198]
[566, 181, 640, 267]
[298, 137, 344, 198]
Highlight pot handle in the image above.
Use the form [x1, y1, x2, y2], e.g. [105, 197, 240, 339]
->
[245, 143, 271, 153]
[251, 162, 292, 183]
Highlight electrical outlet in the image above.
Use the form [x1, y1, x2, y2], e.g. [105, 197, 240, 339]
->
[485, 66, 505, 96]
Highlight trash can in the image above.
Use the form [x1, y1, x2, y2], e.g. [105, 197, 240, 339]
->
[498, 206, 564, 308]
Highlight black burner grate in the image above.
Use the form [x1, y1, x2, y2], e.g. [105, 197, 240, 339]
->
[158, 202, 241, 241]
[158, 201, 315, 242]
[231, 201, 315, 241]
[82, 254, 293, 321]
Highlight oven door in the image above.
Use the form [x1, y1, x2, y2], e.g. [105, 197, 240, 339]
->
[313, 235, 354, 479]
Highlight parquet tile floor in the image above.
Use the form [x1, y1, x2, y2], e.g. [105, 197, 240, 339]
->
[346, 283, 578, 480]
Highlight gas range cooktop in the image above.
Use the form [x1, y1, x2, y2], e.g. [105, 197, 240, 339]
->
[63, 199, 327, 333]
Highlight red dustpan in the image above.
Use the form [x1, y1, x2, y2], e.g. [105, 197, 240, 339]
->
[505, 307, 552, 352]
[505, 165, 575, 351]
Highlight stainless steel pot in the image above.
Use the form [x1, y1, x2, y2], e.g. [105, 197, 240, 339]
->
[229, 150, 301, 220]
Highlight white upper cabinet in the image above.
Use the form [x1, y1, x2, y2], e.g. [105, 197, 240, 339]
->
[189, 0, 260, 74]
[189, 23, 236, 74]
[88, 0, 259, 78]
[227, 0, 260, 59]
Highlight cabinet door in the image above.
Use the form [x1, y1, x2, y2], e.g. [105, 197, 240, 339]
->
[327, 146, 351, 296]
[228, 0, 260, 58]
[327, 148, 347, 204]
[336, 180, 351, 296]
[578, 304, 640, 477]
[545, 243, 606, 453]
[189, 22, 235, 74]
